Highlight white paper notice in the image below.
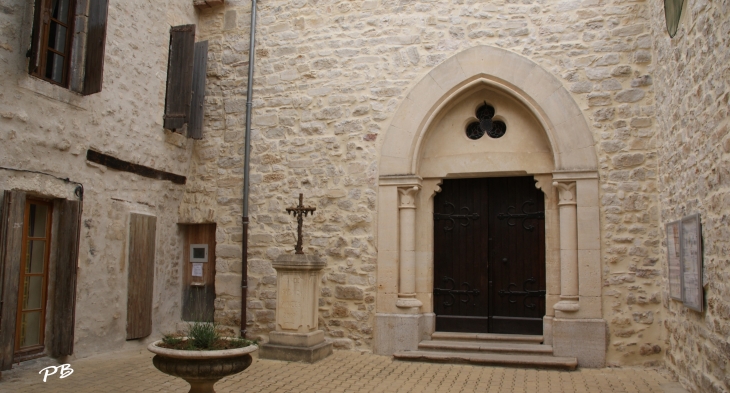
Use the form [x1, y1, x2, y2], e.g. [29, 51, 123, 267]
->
[192, 263, 203, 277]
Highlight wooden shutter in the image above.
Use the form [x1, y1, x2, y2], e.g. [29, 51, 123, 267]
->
[27, 0, 44, 75]
[126, 214, 156, 340]
[188, 41, 209, 140]
[0, 191, 26, 370]
[82, 0, 110, 95]
[51, 199, 81, 357]
[163, 25, 196, 131]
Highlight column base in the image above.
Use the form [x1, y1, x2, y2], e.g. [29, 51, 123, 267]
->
[554, 297, 580, 312]
[395, 295, 423, 310]
[552, 318, 606, 368]
[373, 313, 433, 355]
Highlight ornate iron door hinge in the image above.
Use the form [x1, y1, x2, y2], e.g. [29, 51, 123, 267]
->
[497, 278, 546, 309]
[434, 276, 480, 307]
[496, 200, 544, 231]
[433, 201, 479, 231]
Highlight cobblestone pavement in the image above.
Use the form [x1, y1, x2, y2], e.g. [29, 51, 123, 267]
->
[0, 349, 686, 393]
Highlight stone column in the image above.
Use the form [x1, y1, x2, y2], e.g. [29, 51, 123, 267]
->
[553, 181, 579, 312]
[259, 254, 333, 363]
[396, 186, 422, 311]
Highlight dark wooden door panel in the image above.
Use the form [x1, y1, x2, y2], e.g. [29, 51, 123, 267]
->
[434, 178, 489, 332]
[433, 177, 545, 335]
[488, 177, 545, 335]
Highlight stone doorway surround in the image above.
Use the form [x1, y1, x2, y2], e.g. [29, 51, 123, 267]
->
[374, 46, 606, 367]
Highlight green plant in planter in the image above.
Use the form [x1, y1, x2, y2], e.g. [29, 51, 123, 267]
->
[188, 321, 219, 350]
[149, 285, 259, 393]
[157, 286, 257, 351]
[161, 333, 183, 347]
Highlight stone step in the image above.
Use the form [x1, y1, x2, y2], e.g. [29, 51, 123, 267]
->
[419, 340, 554, 355]
[430, 332, 543, 344]
[393, 350, 577, 370]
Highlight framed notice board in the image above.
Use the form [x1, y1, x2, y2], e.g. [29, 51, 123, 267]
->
[680, 214, 703, 312]
[666, 220, 682, 301]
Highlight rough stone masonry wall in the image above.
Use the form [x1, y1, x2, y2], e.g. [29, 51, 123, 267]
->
[0, 1, 197, 358]
[190, 0, 664, 364]
[650, 0, 730, 392]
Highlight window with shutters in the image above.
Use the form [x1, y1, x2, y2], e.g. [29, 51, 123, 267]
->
[163, 25, 209, 139]
[28, 0, 109, 95]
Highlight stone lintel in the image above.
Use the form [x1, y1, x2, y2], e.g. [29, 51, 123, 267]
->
[378, 174, 423, 187]
[269, 330, 324, 347]
[259, 340, 333, 363]
[551, 170, 599, 181]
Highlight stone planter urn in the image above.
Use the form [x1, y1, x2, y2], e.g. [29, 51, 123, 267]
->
[147, 340, 257, 393]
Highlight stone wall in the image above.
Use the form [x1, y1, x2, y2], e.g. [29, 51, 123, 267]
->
[191, 0, 665, 364]
[0, 0, 197, 357]
[650, 0, 730, 391]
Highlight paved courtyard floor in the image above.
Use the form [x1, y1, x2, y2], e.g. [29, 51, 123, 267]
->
[0, 349, 687, 393]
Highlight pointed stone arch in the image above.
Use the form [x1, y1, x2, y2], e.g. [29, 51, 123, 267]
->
[379, 45, 597, 176]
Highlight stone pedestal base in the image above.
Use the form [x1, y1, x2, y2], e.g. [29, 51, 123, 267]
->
[373, 313, 434, 355]
[260, 330, 332, 363]
[552, 318, 606, 368]
[268, 330, 324, 347]
[259, 340, 333, 363]
[264, 254, 333, 363]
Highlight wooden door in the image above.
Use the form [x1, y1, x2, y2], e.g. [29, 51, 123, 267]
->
[433, 177, 545, 335]
[182, 224, 216, 322]
[487, 177, 546, 334]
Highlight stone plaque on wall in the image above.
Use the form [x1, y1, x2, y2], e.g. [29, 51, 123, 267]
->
[680, 214, 703, 312]
[666, 220, 682, 300]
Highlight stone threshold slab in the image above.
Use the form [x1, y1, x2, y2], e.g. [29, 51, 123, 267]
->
[419, 340, 554, 355]
[431, 332, 544, 344]
[393, 350, 577, 370]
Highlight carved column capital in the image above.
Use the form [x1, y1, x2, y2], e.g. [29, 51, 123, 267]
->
[398, 186, 420, 209]
[552, 181, 576, 206]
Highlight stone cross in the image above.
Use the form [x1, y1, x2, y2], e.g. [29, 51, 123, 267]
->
[286, 193, 316, 254]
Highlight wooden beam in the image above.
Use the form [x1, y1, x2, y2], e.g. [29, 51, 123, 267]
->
[86, 150, 186, 185]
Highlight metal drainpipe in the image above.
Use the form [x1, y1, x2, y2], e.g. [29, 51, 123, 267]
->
[241, 0, 258, 337]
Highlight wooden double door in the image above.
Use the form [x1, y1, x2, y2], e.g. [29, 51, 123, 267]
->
[433, 177, 546, 335]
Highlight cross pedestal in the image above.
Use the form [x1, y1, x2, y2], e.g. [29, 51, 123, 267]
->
[259, 254, 332, 363]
